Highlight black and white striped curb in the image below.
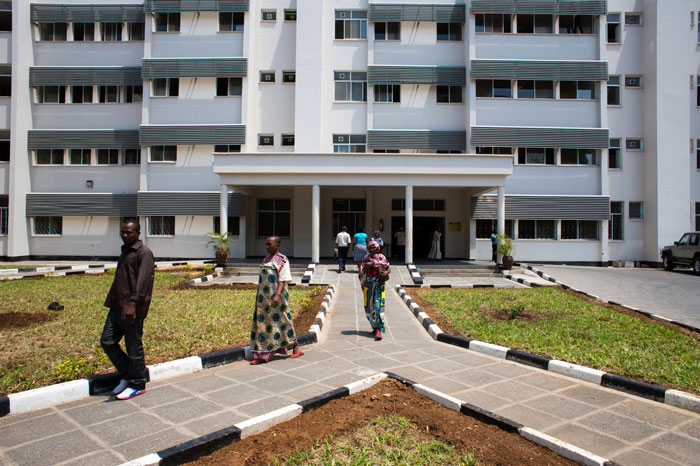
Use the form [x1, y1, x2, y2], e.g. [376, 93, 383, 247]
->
[301, 263, 316, 284]
[404, 283, 521, 289]
[395, 284, 700, 414]
[184, 270, 224, 286]
[524, 264, 700, 334]
[501, 270, 544, 287]
[406, 263, 423, 284]
[0, 285, 336, 418]
[120, 371, 617, 466]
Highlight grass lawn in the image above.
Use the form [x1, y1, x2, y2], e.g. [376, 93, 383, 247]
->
[410, 287, 700, 395]
[0, 272, 323, 395]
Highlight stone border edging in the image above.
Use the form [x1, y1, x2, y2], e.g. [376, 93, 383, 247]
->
[184, 270, 224, 286]
[301, 263, 316, 284]
[119, 371, 615, 466]
[394, 284, 700, 415]
[0, 284, 337, 418]
[406, 264, 423, 284]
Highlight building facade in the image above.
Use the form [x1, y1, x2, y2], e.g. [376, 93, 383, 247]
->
[1, 0, 699, 264]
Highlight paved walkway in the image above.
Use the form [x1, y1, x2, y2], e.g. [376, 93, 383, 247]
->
[1, 267, 699, 465]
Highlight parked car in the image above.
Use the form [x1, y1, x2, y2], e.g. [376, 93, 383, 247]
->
[661, 232, 700, 275]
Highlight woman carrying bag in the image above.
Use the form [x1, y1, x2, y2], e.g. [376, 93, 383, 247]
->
[359, 241, 390, 340]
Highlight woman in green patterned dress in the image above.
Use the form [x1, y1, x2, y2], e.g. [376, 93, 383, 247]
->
[250, 236, 304, 365]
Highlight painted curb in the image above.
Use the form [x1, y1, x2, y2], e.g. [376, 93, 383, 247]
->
[119, 372, 614, 466]
[1, 284, 337, 418]
[394, 284, 700, 414]
[301, 262, 316, 284]
[406, 263, 423, 284]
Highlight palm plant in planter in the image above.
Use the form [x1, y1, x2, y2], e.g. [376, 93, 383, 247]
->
[496, 234, 515, 270]
[207, 232, 232, 265]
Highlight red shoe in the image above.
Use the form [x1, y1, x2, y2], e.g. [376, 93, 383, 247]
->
[374, 329, 383, 340]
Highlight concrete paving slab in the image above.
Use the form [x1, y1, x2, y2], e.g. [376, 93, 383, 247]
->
[558, 384, 628, 409]
[515, 372, 577, 392]
[88, 412, 172, 447]
[612, 448, 686, 466]
[610, 398, 692, 429]
[173, 374, 239, 395]
[204, 383, 268, 407]
[6, 430, 102, 466]
[456, 389, 513, 411]
[62, 398, 141, 426]
[150, 396, 225, 424]
[525, 394, 599, 420]
[126, 385, 193, 410]
[60, 450, 123, 466]
[246, 373, 311, 395]
[235, 395, 297, 418]
[494, 404, 563, 432]
[445, 368, 505, 386]
[544, 423, 627, 458]
[577, 410, 662, 442]
[181, 411, 248, 437]
[112, 428, 191, 461]
[639, 432, 700, 465]
[0, 412, 74, 448]
[678, 419, 700, 439]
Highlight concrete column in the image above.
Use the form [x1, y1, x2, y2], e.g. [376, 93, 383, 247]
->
[497, 186, 506, 264]
[238, 215, 247, 259]
[219, 184, 228, 235]
[405, 185, 413, 264]
[600, 220, 609, 266]
[311, 184, 320, 263]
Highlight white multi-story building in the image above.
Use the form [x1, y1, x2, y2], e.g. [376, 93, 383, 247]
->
[1, 0, 699, 264]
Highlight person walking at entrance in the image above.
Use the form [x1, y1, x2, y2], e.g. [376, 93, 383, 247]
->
[428, 226, 442, 260]
[491, 230, 498, 263]
[101, 218, 154, 400]
[352, 227, 369, 271]
[360, 241, 390, 340]
[335, 226, 351, 272]
[370, 229, 384, 251]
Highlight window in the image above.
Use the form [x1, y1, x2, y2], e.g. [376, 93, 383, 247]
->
[607, 76, 620, 105]
[214, 144, 241, 153]
[0, 140, 8, 162]
[561, 148, 597, 165]
[697, 139, 700, 169]
[0, 196, 7, 235]
[414, 199, 445, 211]
[476, 147, 513, 155]
[257, 199, 291, 237]
[283, 71, 296, 83]
[149, 216, 175, 236]
[475, 79, 512, 98]
[626, 138, 643, 150]
[629, 201, 644, 220]
[213, 216, 240, 235]
[373, 149, 399, 153]
[219, 12, 244, 32]
[437, 85, 463, 103]
[155, 13, 180, 32]
[101, 22, 122, 41]
[559, 15, 593, 34]
[609, 138, 621, 169]
[0, 74, 10, 97]
[609, 201, 623, 240]
[36, 149, 64, 165]
[516, 80, 553, 99]
[696, 203, 700, 231]
[334, 71, 367, 102]
[625, 13, 642, 25]
[123, 149, 140, 165]
[476, 219, 514, 239]
[374, 84, 400, 103]
[37, 86, 66, 104]
[152, 78, 179, 97]
[99, 85, 120, 103]
[0, 10, 10, 32]
[261, 10, 276, 21]
[475, 14, 511, 33]
[128, 22, 145, 40]
[284, 9, 296, 21]
[625, 76, 642, 88]
[281, 134, 295, 146]
[333, 134, 366, 153]
[73, 23, 95, 41]
[217, 77, 242, 96]
[150, 145, 177, 162]
[71, 86, 93, 104]
[97, 149, 119, 165]
[375, 22, 400, 40]
[516, 15, 553, 34]
[260, 71, 275, 83]
[437, 22, 462, 41]
[517, 148, 555, 165]
[518, 220, 555, 239]
[125, 85, 143, 103]
[39, 23, 68, 41]
[259, 134, 274, 146]
[70, 149, 91, 165]
[332, 198, 366, 237]
[561, 220, 598, 239]
[607, 13, 621, 43]
[697, 76, 700, 107]
[34, 217, 62, 236]
[335, 10, 367, 39]
[560, 81, 596, 100]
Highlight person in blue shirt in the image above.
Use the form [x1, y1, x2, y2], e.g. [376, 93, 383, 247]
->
[352, 227, 369, 271]
[491, 231, 498, 263]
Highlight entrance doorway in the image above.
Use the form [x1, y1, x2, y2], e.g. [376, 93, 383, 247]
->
[391, 216, 445, 260]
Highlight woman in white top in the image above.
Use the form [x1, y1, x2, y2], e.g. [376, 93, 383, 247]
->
[428, 226, 442, 260]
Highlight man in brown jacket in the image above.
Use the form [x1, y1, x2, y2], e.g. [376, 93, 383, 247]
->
[101, 218, 155, 400]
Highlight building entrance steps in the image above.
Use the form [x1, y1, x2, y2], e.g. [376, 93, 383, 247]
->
[1, 272, 699, 466]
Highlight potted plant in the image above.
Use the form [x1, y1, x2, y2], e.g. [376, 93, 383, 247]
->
[207, 232, 231, 265]
[497, 234, 515, 270]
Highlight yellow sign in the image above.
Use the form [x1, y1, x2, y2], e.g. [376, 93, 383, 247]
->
[448, 222, 461, 232]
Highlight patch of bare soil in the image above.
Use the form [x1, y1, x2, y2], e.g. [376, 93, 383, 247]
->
[0, 311, 58, 330]
[184, 378, 576, 466]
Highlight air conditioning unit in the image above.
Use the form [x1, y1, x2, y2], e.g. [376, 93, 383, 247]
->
[625, 76, 641, 87]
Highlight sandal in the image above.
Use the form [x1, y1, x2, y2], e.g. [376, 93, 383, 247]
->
[250, 358, 267, 365]
[289, 351, 304, 359]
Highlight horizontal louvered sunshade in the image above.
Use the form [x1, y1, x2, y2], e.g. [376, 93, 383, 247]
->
[472, 195, 610, 220]
[470, 1, 606, 15]
[0, 2, 10, 12]
[368, 130, 466, 151]
[30, 67, 142, 86]
[471, 126, 608, 149]
[0, 65, 10, 75]
[28, 130, 140, 149]
[368, 66, 466, 85]
[26, 193, 138, 217]
[0, 129, 10, 140]
[142, 58, 247, 78]
[144, 0, 249, 12]
[30, 4, 145, 22]
[368, 4, 466, 22]
[470, 60, 608, 81]
[139, 125, 246, 145]
[137, 191, 245, 216]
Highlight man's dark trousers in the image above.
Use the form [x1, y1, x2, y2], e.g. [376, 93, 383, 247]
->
[337, 246, 349, 270]
[100, 309, 148, 390]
